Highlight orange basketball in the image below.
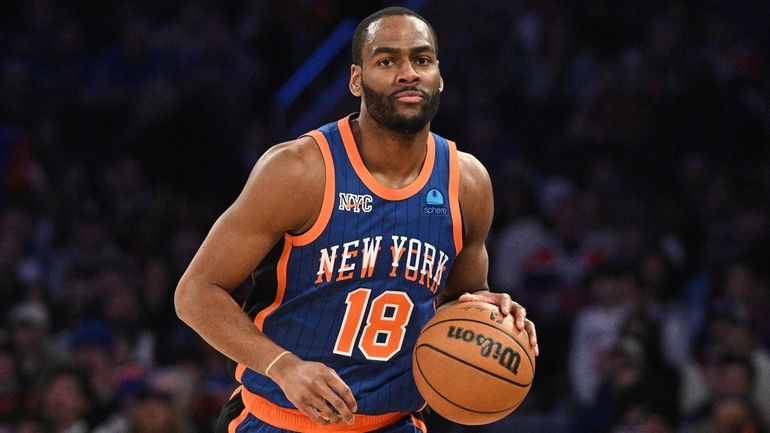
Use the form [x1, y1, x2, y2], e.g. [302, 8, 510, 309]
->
[412, 301, 535, 425]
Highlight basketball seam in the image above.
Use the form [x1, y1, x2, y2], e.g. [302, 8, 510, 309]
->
[414, 350, 524, 414]
[415, 344, 532, 387]
[420, 317, 536, 373]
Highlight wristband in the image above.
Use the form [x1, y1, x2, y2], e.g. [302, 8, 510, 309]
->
[265, 351, 291, 377]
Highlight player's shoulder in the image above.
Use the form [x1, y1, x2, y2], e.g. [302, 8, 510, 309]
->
[241, 135, 326, 204]
[454, 152, 493, 235]
[457, 151, 491, 189]
[238, 135, 326, 234]
[257, 135, 324, 176]
[244, 135, 327, 195]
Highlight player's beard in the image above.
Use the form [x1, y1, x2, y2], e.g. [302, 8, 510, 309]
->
[362, 81, 440, 135]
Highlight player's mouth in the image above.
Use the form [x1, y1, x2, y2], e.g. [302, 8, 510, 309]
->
[393, 90, 425, 103]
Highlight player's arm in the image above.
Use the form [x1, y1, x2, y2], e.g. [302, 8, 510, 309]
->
[436, 152, 538, 355]
[174, 136, 356, 425]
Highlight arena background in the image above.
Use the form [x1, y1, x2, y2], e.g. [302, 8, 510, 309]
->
[1, 1, 769, 432]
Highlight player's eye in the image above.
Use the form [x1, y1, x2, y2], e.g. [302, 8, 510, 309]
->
[415, 57, 432, 66]
[378, 58, 394, 67]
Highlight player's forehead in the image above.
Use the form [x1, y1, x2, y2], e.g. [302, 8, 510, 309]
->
[363, 15, 435, 55]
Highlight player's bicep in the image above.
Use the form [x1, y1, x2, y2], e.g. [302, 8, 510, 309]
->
[441, 239, 490, 300]
[183, 204, 282, 293]
[181, 140, 322, 292]
[438, 152, 494, 304]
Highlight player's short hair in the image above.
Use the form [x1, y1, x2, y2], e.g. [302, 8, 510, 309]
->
[352, 7, 438, 66]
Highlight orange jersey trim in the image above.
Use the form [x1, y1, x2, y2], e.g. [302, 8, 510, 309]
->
[234, 363, 246, 385]
[447, 140, 463, 255]
[240, 387, 408, 432]
[235, 240, 293, 383]
[254, 240, 292, 332]
[338, 116, 435, 201]
[287, 130, 336, 246]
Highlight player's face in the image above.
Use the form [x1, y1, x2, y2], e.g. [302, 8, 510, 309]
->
[352, 15, 443, 134]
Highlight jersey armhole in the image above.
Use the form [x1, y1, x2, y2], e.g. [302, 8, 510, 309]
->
[285, 130, 335, 246]
[447, 139, 463, 255]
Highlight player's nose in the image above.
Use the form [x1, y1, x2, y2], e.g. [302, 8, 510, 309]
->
[397, 61, 420, 84]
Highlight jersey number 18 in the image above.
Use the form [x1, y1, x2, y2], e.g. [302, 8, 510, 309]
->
[333, 288, 414, 361]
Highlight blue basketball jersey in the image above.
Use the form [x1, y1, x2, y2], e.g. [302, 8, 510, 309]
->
[237, 114, 463, 417]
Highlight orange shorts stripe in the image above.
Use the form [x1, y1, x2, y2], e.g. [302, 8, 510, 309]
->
[228, 406, 250, 433]
[230, 385, 244, 399]
[240, 387, 407, 432]
[411, 413, 428, 433]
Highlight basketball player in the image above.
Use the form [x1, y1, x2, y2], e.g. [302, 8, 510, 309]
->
[175, 7, 539, 433]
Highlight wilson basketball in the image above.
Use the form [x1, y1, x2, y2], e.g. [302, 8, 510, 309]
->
[412, 301, 535, 425]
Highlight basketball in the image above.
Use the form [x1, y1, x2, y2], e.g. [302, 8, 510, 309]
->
[412, 301, 535, 425]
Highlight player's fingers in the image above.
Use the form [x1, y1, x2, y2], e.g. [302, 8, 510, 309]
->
[308, 394, 342, 424]
[299, 399, 332, 425]
[459, 292, 515, 317]
[318, 385, 354, 424]
[512, 302, 527, 330]
[524, 318, 539, 356]
[327, 371, 358, 415]
[498, 293, 513, 316]
[318, 404, 342, 424]
[457, 292, 481, 303]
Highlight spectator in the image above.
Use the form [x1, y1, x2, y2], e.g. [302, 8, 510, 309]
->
[681, 306, 770, 431]
[39, 367, 98, 433]
[7, 301, 65, 388]
[0, 344, 31, 425]
[94, 379, 185, 433]
[691, 396, 765, 433]
[569, 265, 641, 406]
[12, 415, 45, 433]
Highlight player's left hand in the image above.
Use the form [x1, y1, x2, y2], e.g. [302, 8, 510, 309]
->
[458, 291, 539, 356]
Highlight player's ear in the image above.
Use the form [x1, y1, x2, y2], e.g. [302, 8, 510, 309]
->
[350, 64, 362, 97]
[439, 76, 444, 93]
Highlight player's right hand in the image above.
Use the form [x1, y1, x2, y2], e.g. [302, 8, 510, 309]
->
[267, 354, 358, 425]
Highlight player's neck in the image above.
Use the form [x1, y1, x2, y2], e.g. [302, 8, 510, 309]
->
[351, 114, 430, 186]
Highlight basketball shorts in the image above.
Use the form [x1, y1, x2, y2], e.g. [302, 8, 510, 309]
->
[215, 389, 427, 433]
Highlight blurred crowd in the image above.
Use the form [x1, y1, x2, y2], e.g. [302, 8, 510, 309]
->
[1, 1, 769, 433]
